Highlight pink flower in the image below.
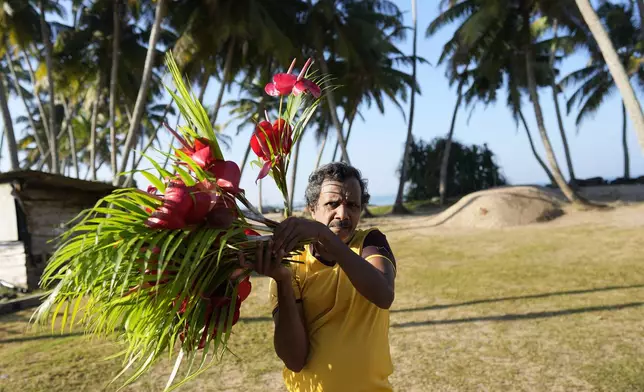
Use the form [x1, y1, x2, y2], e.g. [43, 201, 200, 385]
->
[264, 58, 321, 98]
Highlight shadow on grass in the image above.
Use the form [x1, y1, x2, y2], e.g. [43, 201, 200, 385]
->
[0, 315, 274, 345]
[0, 331, 86, 344]
[392, 283, 644, 314]
[392, 301, 644, 328]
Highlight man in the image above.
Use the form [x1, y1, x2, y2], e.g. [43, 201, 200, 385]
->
[240, 162, 397, 392]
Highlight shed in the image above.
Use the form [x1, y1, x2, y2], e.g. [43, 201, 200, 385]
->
[0, 171, 116, 290]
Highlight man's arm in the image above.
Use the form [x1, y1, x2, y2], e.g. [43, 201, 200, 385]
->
[272, 276, 309, 372]
[321, 230, 396, 309]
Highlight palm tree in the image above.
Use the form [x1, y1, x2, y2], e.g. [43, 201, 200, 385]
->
[4, 47, 46, 159]
[304, 0, 408, 165]
[426, 0, 589, 206]
[575, 0, 644, 156]
[109, 0, 120, 176]
[0, 72, 19, 170]
[392, 0, 417, 214]
[39, 0, 59, 173]
[560, 1, 642, 180]
[1, 0, 63, 172]
[547, 19, 576, 185]
[116, 0, 167, 185]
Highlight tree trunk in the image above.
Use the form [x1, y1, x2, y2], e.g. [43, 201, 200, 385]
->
[122, 94, 176, 187]
[622, 101, 630, 179]
[110, 0, 121, 178]
[40, 0, 58, 173]
[198, 72, 209, 101]
[523, 11, 587, 206]
[115, 0, 167, 185]
[210, 40, 235, 128]
[519, 109, 557, 186]
[317, 56, 351, 164]
[332, 109, 355, 162]
[63, 101, 79, 178]
[0, 74, 20, 170]
[575, 0, 644, 156]
[392, 0, 417, 215]
[90, 74, 104, 181]
[21, 49, 51, 141]
[439, 81, 463, 206]
[288, 135, 303, 215]
[549, 20, 576, 185]
[5, 50, 46, 158]
[315, 128, 328, 170]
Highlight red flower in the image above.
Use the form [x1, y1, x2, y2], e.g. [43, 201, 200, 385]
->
[145, 179, 216, 229]
[264, 58, 321, 98]
[244, 229, 261, 237]
[250, 118, 292, 182]
[209, 160, 242, 194]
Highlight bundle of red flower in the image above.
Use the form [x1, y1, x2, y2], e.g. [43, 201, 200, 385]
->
[145, 126, 242, 231]
[133, 126, 261, 350]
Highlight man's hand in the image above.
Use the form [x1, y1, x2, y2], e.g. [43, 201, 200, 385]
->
[272, 217, 333, 256]
[239, 240, 291, 282]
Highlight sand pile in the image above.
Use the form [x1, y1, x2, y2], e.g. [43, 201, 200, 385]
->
[429, 186, 565, 228]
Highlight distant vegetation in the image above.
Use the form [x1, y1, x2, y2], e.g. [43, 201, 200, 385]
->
[403, 137, 506, 202]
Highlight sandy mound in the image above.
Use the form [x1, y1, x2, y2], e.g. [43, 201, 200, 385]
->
[429, 186, 565, 229]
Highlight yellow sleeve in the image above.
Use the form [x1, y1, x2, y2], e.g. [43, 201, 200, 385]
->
[268, 267, 302, 315]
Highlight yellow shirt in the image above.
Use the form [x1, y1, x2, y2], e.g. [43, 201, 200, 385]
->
[269, 228, 395, 392]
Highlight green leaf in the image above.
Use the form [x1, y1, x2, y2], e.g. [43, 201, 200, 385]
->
[174, 166, 196, 186]
[141, 171, 167, 194]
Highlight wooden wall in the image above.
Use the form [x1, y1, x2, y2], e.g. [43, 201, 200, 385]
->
[0, 181, 110, 290]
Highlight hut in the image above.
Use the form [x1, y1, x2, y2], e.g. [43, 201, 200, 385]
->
[0, 171, 116, 290]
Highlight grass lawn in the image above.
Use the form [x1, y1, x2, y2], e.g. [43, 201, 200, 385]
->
[1, 209, 643, 391]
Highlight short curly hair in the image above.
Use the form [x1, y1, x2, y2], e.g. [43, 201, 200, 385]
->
[304, 162, 371, 210]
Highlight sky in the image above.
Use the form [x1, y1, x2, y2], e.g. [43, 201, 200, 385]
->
[1, 0, 643, 207]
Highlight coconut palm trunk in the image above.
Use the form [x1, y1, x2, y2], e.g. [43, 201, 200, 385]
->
[210, 39, 235, 128]
[0, 74, 19, 170]
[21, 49, 51, 142]
[109, 0, 121, 177]
[392, 0, 417, 214]
[575, 0, 644, 156]
[439, 80, 464, 206]
[519, 109, 557, 186]
[5, 50, 46, 158]
[549, 20, 576, 185]
[315, 127, 328, 169]
[115, 0, 167, 185]
[317, 56, 350, 164]
[90, 74, 105, 181]
[40, 0, 58, 173]
[523, 10, 587, 206]
[622, 101, 630, 179]
[62, 100, 79, 177]
[332, 109, 356, 162]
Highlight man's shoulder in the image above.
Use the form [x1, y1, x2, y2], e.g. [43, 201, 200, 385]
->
[360, 228, 395, 264]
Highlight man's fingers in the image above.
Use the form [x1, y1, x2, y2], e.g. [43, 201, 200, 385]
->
[274, 220, 296, 251]
[283, 233, 301, 255]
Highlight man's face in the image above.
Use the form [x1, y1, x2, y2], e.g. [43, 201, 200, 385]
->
[311, 177, 362, 243]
